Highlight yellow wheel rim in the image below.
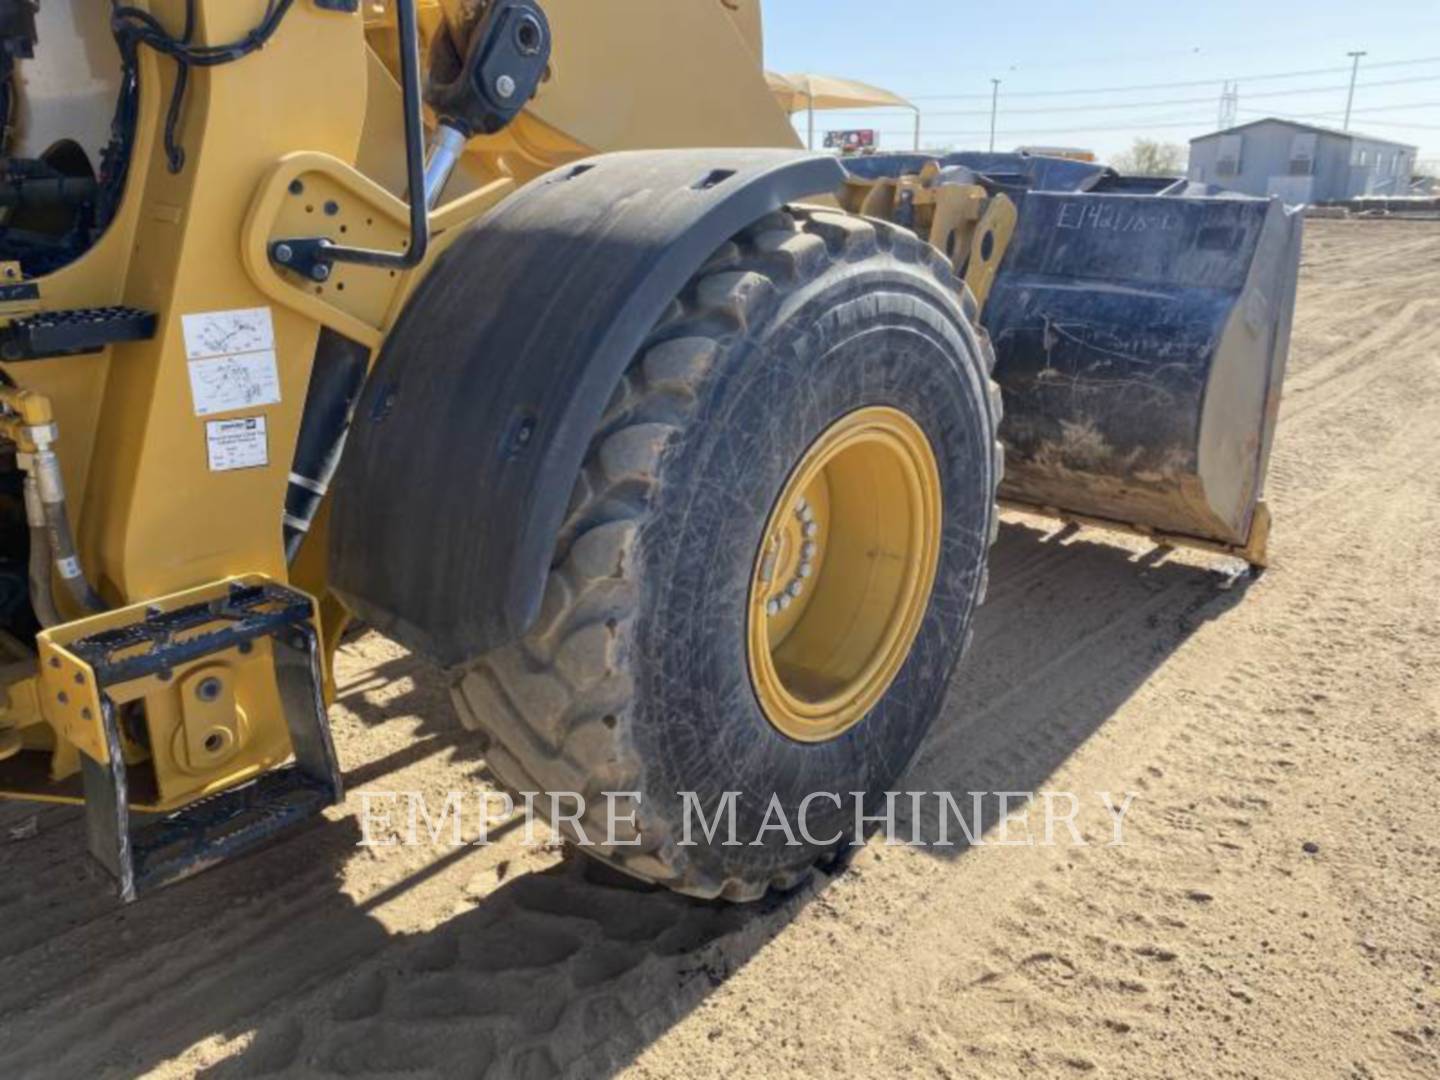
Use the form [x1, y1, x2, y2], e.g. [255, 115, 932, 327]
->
[747, 407, 943, 743]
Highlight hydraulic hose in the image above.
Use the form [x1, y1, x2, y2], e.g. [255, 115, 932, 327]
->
[31, 441, 104, 614]
[24, 479, 59, 628]
[0, 387, 106, 621]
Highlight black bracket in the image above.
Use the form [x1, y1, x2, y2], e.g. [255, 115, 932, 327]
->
[427, 0, 551, 137]
[270, 237, 342, 282]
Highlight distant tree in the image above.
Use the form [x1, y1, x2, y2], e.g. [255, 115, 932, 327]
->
[1413, 160, 1438, 193]
[1112, 139, 1187, 176]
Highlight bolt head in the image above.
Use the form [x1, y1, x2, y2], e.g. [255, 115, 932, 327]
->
[311, 263, 332, 282]
[273, 243, 293, 264]
[496, 74, 517, 99]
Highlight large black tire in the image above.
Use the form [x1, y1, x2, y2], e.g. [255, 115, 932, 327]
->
[453, 207, 1002, 901]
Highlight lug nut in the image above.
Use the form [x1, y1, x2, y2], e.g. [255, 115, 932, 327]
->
[766, 599, 780, 616]
[779, 594, 793, 611]
[802, 541, 817, 559]
[496, 74, 517, 99]
[803, 521, 819, 538]
[788, 581, 804, 598]
[798, 562, 813, 579]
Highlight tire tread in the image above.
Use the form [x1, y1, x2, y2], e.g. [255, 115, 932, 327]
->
[455, 208, 1003, 900]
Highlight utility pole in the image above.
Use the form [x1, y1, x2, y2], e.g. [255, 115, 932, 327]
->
[989, 78, 1001, 153]
[1344, 51, 1367, 131]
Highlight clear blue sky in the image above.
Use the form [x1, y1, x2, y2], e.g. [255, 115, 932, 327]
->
[762, 0, 1439, 166]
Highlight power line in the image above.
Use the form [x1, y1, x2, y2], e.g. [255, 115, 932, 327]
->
[904, 54, 1440, 100]
[861, 98, 1440, 139]
[1285, 99, 1440, 116]
[935, 19, 1440, 77]
[813, 74, 1440, 119]
[866, 117, 1221, 139]
[1238, 101, 1440, 129]
[1239, 111, 1440, 133]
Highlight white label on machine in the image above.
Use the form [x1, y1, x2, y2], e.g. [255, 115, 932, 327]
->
[187, 351, 281, 416]
[182, 306, 282, 416]
[182, 306, 275, 360]
[205, 416, 269, 472]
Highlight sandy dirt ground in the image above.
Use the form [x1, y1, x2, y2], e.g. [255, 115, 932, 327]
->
[0, 218, 1437, 1079]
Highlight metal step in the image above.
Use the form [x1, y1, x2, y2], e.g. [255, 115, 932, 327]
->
[0, 306, 158, 361]
[43, 580, 342, 902]
[119, 767, 335, 896]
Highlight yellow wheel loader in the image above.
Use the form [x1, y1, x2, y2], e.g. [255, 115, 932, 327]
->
[0, 0, 1300, 902]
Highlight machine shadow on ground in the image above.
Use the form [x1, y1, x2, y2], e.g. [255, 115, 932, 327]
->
[903, 516, 1249, 850]
[0, 517, 1251, 1078]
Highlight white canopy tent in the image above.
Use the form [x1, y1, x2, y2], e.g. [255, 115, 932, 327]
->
[766, 72, 921, 151]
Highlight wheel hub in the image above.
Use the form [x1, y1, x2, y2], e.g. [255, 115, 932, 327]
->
[747, 407, 942, 743]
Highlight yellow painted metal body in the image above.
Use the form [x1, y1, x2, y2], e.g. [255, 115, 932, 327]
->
[839, 168, 1018, 314]
[747, 408, 943, 743]
[0, 0, 805, 808]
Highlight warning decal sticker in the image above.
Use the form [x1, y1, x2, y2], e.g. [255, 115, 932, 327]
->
[182, 307, 282, 416]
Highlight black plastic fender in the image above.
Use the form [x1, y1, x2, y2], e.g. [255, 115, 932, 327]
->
[329, 149, 846, 667]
